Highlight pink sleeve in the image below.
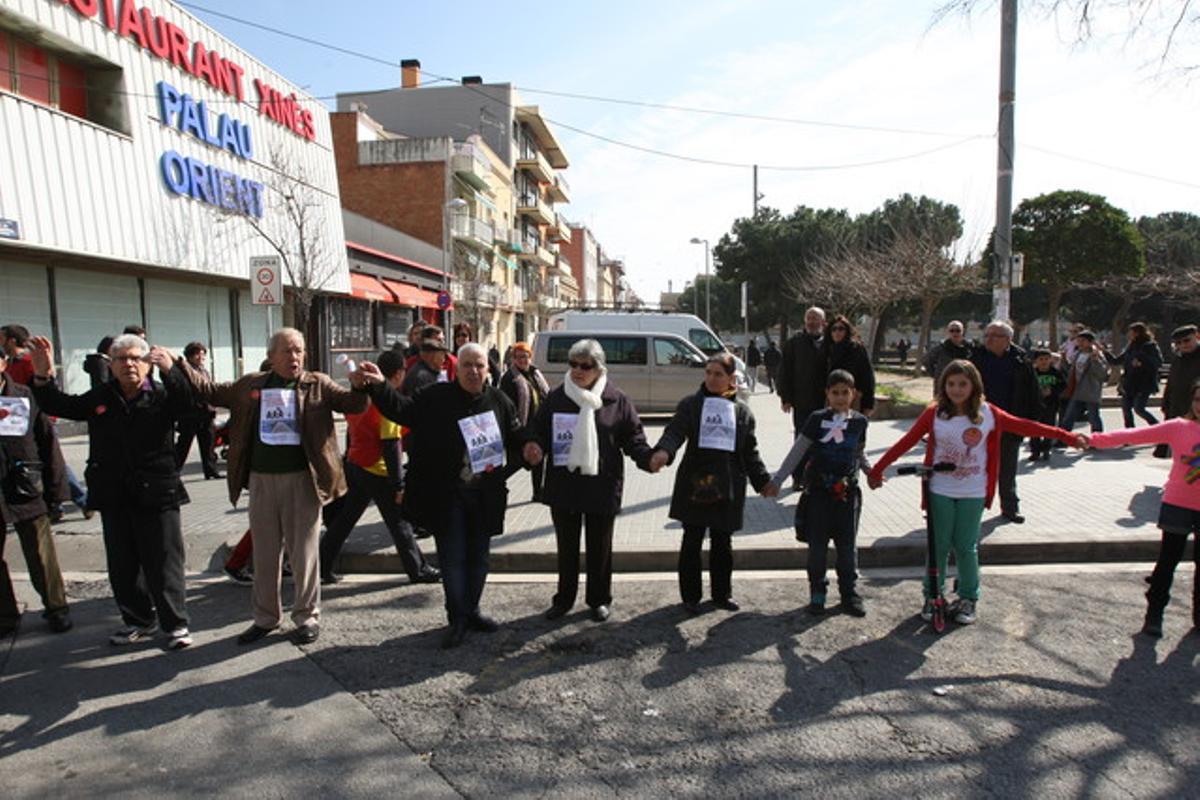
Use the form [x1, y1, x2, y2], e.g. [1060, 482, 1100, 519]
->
[1090, 419, 1182, 449]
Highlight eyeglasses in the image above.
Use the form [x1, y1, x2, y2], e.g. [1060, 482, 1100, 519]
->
[112, 354, 145, 363]
[569, 361, 597, 370]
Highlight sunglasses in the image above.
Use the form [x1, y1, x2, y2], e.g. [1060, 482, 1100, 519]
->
[569, 361, 597, 370]
[830, 326, 848, 332]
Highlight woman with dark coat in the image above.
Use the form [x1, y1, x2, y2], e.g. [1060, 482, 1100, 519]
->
[532, 339, 654, 622]
[1108, 322, 1164, 428]
[822, 315, 875, 415]
[650, 353, 775, 613]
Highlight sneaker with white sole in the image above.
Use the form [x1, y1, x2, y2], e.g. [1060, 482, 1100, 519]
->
[954, 599, 977, 625]
[920, 599, 935, 622]
[167, 627, 193, 650]
[109, 624, 157, 646]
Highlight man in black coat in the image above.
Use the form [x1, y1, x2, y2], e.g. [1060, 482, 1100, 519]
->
[924, 320, 973, 381]
[762, 340, 782, 394]
[361, 343, 538, 649]
[778, 307, 827, 482]
[970, 320, 1038, 524]
[29, 333, 195, 650]
[0, 350, 71, 636]
[745, 340, 761, 391]
[1159, 324, 1200, 458]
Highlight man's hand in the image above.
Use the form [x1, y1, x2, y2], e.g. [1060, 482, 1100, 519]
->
[760, 482, 780, 498]
[867, 473, 884, 490]
[148, 345, 174, 371]
[356, 361, 384, 385]
[523, 441, 544, 466]
[648, 449, 669, 473]
[780, 402, 792, 414]
[1074, 433, 1090, 449]
[28, 336, 55, 377]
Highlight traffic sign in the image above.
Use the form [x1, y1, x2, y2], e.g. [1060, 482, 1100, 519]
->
[436, 290, 452, 310]
[250, 255, 282, 306]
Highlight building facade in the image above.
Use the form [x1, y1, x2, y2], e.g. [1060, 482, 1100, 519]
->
[0, 0, 347, 391]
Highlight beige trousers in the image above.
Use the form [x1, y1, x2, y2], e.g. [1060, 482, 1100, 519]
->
[248, 471, 321, 629]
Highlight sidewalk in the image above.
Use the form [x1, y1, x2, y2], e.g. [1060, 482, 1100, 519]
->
[25, 384, 1177, 577]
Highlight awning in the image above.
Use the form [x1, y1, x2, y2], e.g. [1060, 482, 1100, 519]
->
[381, 278, 450, 311]
[350, 272, 393, 302]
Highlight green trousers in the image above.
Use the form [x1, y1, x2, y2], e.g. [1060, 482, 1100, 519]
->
[926, 493, 985, 601]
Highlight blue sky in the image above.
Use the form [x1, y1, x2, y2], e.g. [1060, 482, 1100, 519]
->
[184, 0, 1200, 301]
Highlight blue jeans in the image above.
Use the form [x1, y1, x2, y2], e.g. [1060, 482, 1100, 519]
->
[65, 465, 87, 509]
[433, 487, 492, 625]
[1121, 391, 1158, 428]
[1061, 399, 1103, 432]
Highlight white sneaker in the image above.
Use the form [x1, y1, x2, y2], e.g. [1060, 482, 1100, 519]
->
[167, 627, 193, 650]
[109, 624, 157, 646]
[955, 599, 977, 625]
[920, 599, 935, 622]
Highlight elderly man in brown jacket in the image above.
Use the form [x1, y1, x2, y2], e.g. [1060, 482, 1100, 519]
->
[162, 327, 368, 646]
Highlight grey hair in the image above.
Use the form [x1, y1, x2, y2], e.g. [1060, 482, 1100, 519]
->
[805, 306, 826, 319]
[457, 342, 487, 362]
[568, 338, 606, 369]
[947, 320, 965, 331]
[108, 334, 148, 358]
[268, 327, 305, 353]
[986, 320, 1014, 339]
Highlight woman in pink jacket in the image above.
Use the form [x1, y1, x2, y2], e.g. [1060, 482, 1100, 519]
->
[869, 360, 1079, 625]
[1087, 379, 1200, 637]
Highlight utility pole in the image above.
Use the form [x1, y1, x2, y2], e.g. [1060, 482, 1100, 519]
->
[992, 0, 1017, 323]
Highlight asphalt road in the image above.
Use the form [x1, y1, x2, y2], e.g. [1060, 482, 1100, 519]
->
[3, 566, 1197, 798]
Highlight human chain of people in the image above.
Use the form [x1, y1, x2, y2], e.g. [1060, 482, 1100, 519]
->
[2, 308, 1197, 652]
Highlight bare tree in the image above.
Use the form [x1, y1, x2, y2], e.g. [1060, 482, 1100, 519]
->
[888, 233, 986, 364]
[1087, 263, 1200, 335]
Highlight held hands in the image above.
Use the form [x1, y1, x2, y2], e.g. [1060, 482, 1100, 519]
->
[780, 402, 792, 414]
[648, 449, 669, 473]
[523, 442, 544, 466]
[760, 482, 780, 498]
[1074, 433, 1090, 449]
[867, 473, 884, 490]
[29, 335, 55, 377]
[354, 361, 384, 386]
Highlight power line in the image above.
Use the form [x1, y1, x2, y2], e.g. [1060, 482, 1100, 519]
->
[1022, 143, 1200, 190]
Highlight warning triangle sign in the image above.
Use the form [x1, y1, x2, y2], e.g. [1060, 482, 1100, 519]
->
[258, 287, 276, 304]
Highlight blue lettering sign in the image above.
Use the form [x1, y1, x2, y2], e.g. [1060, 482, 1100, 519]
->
[156, 81, 253, 160]
[159, 150, 264, 219]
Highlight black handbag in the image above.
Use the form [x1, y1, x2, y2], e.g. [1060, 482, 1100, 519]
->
[1, 455, 44, 504]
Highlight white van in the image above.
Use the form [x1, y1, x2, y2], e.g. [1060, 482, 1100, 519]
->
[531, 331, 748, 413]
[547, 310, 749, 394]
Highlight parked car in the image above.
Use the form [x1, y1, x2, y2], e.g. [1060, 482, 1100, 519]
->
[531, 330, 749, 413]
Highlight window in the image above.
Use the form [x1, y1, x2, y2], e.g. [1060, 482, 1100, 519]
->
[0, 32, 10, 92]
[688, 328, 723, 355]
[57, 58, 87, 118]
[328, 297, 373, 350]
[15, 39, 50, 104]
[655, 337, 701, 366]
[546, 336, 647, 366]
[0, 30, 122, 131]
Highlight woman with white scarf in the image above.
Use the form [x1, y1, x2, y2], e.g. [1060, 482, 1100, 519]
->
[530, 339, 655, 622]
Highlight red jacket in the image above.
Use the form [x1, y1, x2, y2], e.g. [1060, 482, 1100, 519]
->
[868, 402, 1075, 508]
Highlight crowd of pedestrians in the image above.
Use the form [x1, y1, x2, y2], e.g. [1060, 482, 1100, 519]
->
[1, 308, 1197, 652]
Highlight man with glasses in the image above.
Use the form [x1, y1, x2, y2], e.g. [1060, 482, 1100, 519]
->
[924, 320, 972, 382]
[1158, 324, 1200, 458]
[971, 320, 1039, 524]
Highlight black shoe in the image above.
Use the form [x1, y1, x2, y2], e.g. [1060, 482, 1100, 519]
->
[467, 613, 499, 633]
[683, 601, 702, 615]
[414, 527, 433, 540]
[225, 565, 253, 584]
[1001, 511, 1025, 524]
[205, 471, 224, 480]
[412, 568, 441, 584]
[48, 506, 65, 524]
[545, 604, 570, 620]
[320, 571, 343, 586]
[237, 624, 276, 645]
[840, 594, 866, 617]
[441, 621, 467, 649]
[713, 598, 740, 612]
[807, 601, 826, 615]
[591, 604, 611, 622]
[292, 623, 320, 645]
[82, 508, 95, 520]
[1142, 606, 1165, 638]
[47, 610, 73, 633]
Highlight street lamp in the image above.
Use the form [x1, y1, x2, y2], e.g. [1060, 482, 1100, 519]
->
[689, 237, 710, 326]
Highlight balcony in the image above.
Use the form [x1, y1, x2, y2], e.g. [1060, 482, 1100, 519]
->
[517, 193, 554, 226]
[452, 215, 495, 251]
[548, 213, 572, 244]
[451, 279, 504, 308]
[547, 173, 570, 204]
[558, 253, 573, 276]
[510, 283, 525, 307]
[535, 242, 557, 268]
[516, 149, 554, 184]
[451, 143, 492, 193]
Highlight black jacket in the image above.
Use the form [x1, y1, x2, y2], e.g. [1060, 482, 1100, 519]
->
[0, 378, 67, 524]
[1163, 348, 1200, 419]
[777, 332, 825, 416]
[654, 386, 771, 532]
[970, 344, 1038, 422]
[532, 383, 653, 517]
[82, 353, 111, 390]
[823, 339, 876, 412]
[1110, 340, 1163, 396]
[924, 338, 974, 380]
[369, 380, 526, 536]
[31, 371, 191, 511]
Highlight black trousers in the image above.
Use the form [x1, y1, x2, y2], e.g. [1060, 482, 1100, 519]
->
[175, 415, 219, 477]
[679, 525, 733, 604]
[319, 462, 429, 579]
[800, 489, 860, 597]
[433, 487, 491, 625]
[1030, 406, 1059, 456]
[550, 508, 615, 609]
[100, 505, 188, 630]
[998, 433, 1021, 514]
[1146, 530, 1198, 612]
[530, 460, 545, 501]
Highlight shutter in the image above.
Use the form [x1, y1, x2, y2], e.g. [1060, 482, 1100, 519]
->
[55, 267, 140, 394]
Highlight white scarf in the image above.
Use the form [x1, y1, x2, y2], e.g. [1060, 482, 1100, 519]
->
[562, 369, 607, 475]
